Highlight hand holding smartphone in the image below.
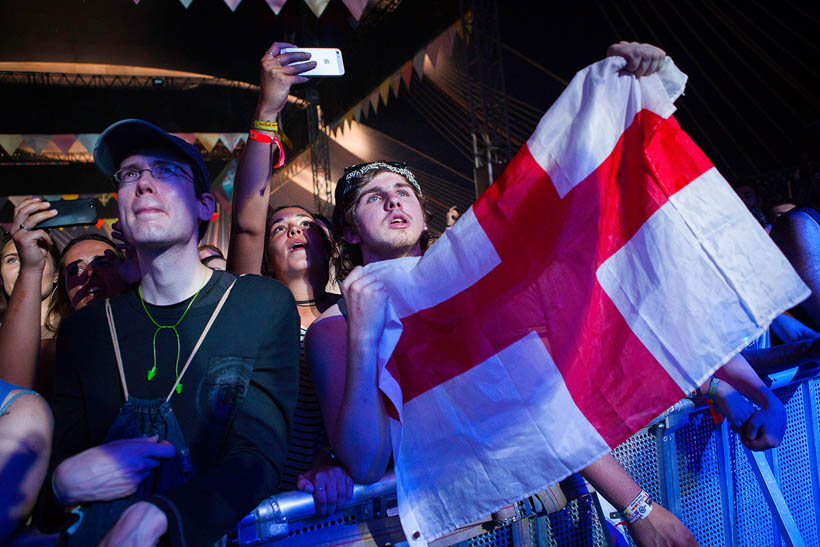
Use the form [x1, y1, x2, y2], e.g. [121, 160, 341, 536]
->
[37, 199, 98, 229]
[280, 48, 345, 77]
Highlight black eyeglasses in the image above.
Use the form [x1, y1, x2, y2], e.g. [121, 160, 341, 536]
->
[112, 162, 194, 186]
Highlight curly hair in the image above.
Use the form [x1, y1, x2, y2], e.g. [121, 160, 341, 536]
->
[331, 163, 430, 281]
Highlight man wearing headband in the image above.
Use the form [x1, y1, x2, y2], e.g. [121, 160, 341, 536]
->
[306, 43, 703, 546]
[307, 160, 428, 483]
[43, 119, 299, 546]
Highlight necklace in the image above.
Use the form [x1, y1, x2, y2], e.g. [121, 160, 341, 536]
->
[138, 270, 208, 394]
[295, 292, 327, 307]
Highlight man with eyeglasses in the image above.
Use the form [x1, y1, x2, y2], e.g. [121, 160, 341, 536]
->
[41, 119, 299, 546]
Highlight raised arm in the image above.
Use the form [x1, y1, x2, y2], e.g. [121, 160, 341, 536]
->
[227, 41, 315, 275]
[306, 267, 393, 484]
[0, 198, 57, 387]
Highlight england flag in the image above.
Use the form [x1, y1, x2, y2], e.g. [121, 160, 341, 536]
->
[364, 56, 809, 544]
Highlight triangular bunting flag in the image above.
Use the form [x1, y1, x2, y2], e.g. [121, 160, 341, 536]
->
[412, 50, 426, 79]
[426, 35, 442, 68]
[265, 0, 287, 13]
[24, 135, 51, 155]
[0, 135, 23, 156]
[303, 0, 329, 17]
[378, 79, 391, 105]
[401, 60, 413, 88]
[390, 72, 401, 98]
[196, 133, 221, 152]
[218, 133, 244, 152]
[369, 90, 380, 114]
[97, 193, 115, 207]
[342, 0, 368, 20]
[224, 0, 242, 11]
[179, 0, 193, 7]
[361, 98, 371, 120]
[441, 25, 456, 59]
[353, 102, 363, 122]
[51, 134, 77, 155]
[40, 140, 63, 155]
[68, 140, 88, 155]
[345, 110, 354, 128]
[76, 134, 100, 155]
[173, 133, 197, 144]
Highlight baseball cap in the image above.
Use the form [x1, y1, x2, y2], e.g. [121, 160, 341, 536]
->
[94, 119, 211, 194]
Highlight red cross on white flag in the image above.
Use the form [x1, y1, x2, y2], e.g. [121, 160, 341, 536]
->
[365, 57, 809, 544]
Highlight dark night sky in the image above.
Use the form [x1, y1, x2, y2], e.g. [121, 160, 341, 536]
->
[1, 1, 818, 200]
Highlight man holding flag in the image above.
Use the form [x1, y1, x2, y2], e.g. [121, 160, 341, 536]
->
[306, 41, 799, 546]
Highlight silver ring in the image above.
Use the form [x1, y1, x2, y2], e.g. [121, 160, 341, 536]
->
[267, 51, 276, 57]
[19, 223, 26, 230]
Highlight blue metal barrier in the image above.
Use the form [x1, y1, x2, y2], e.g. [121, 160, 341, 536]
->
[235, 368, 820, 546]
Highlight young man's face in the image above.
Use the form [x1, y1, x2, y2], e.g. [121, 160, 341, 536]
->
[61, 239, 127, 310]
[346, 171, 427, 264]
[116, 149, 213, 250]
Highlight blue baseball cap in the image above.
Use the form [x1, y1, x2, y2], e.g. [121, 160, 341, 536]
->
[94, 119, 211, 195]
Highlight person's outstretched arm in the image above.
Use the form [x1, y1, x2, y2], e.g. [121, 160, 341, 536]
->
[0, 198, 57, 387]
[582, 454, 697, 546]
[227, 41, 315, 275]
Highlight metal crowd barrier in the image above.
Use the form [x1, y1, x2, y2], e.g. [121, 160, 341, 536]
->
[234, 364, 820, 546]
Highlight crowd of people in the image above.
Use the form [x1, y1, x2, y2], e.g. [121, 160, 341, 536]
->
[0, 40, 816, 547]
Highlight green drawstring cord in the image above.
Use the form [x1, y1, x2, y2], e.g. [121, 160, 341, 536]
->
[138, 271, 207, 394]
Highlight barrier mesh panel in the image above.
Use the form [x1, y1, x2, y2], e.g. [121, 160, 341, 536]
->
[730, 429, 776, 546]
[674, 410, 727, 546]
[544, 496, 608, 546]
[612, 428, 662, 504]
[774, 384, 819, 546]
[466, 524, 512, 546]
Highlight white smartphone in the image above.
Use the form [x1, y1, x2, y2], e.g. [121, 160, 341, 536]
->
[280, 47, 345, 77]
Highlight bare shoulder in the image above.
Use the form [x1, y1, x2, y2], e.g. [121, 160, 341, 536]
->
[0, 391, 53, 450]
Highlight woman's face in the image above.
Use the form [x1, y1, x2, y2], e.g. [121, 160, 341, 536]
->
[266, 207, 329, 281]
[1, 239, 58, 300]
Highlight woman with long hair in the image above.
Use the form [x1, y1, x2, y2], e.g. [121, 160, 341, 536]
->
[226, 40, 352, 516]
[0, 198, 68, 391]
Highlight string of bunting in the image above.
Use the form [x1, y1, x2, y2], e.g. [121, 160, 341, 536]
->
[326, 19, 463, 138]
[129, 0, 369, 19]
[0, 133, 249, 159]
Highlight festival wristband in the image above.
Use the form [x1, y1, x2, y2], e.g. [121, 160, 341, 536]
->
[252, 119, 279, 132]
[249, 129, 273, 143]
[622, 490, 653, 524]
[248, 130, 285, 168]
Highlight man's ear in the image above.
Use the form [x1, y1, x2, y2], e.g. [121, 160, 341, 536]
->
[198, 193, 216, 222]
[342, 225, 361, 245]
